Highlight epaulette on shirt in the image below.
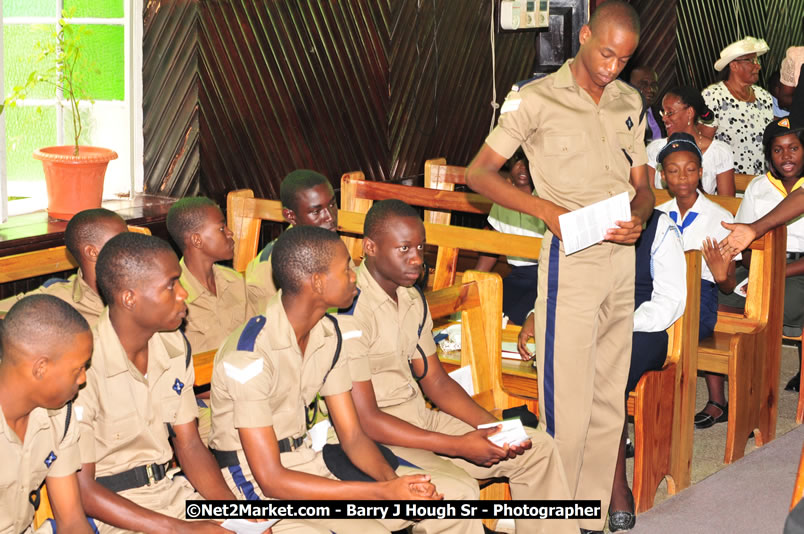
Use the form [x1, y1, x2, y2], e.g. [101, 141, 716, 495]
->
[258, 240, 276, 262]
[236, 315, 266, 351]
[510, 73, 548, 92]
[42, 277, 69, 288]
[337, 289, 361, 316]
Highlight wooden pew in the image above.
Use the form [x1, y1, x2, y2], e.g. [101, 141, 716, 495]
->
[629, 251, 701, 511]
[654, 188, 787, 463]
[337, 187, 702, 509]
[734, 173, 755, 195]
[0, 225, 151, 284]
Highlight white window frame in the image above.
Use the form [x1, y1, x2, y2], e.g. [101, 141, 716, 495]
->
[0, 0, 143, 222]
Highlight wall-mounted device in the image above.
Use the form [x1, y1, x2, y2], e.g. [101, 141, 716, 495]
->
[500, 0, 550, 30]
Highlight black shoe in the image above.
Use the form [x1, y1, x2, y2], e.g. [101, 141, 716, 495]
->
[580, 530, 604, 534]
[608, 487, 636, 532]
[694, 400, 728, 429]
[786, 372, 801, 392]
[625, 438, 635, 459]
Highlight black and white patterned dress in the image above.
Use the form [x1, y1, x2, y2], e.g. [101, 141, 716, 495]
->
[701, 81, 773, 175]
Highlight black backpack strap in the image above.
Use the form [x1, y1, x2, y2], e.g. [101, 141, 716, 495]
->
[306, 314, 343, 428]
[63, 400, 73, 441]
[409, 285, 429, 381]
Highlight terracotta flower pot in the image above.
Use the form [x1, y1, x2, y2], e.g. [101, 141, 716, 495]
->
[33, 145, 118, 221]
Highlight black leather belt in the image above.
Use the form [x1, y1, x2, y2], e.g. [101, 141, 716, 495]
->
[788, 252, 804, 261]
[211, 436, 305, 468]
[96, 462, 169, 493]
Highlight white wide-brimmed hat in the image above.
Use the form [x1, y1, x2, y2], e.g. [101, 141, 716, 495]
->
[714, 36, 769, 72]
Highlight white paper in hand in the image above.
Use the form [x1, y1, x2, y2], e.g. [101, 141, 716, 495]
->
[222, 518, 278, 534]
[558, 192, 631, 255]
[478, 418, 529, 447]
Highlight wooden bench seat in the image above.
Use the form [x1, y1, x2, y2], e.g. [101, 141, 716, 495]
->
[341, 172, 703, 510]
[654, 188, 786, 464]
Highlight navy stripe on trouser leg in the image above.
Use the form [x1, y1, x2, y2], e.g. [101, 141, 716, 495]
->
[228, 465, 260, 501]
[544, 235, 560, 437]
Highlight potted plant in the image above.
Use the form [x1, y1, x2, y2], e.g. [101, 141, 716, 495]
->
[4, 9, 117, 220]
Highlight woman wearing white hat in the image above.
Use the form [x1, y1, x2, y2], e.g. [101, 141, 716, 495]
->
[701, 37, 774, 175]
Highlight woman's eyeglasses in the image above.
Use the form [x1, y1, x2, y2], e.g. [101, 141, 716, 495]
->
[733, 57, 761, 65]
[659, 105, 690, 119]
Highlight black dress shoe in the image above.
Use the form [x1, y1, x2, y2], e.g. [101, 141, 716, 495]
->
[625, 438, 635, 459]
[694, 400, 728, 429]
[579, 529, 604, 534]
[608, 487, 636, 532]
[786, 372, 801, 392]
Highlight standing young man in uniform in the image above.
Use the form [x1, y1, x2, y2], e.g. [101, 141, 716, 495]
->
[74, 233, 239, 534]
[167, 197, 254, 353]
[246, 170, 340, 312]
[466, 2, 653, 532]
[341, 200, 578, 534]
[0, 295, 93, 534]
[0, 209, 128, 324]
[209, 226, 457, 534]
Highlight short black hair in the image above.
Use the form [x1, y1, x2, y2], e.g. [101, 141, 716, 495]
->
[166, 197, 219, 252]
[96, 232, 177, 304]
[64, 208, 125, 261]
[765, 129, 804, 180]
[271, 226, 342, 295]
[665, 85, 715, 124]
[0, 294, 89, 361]
[279, 170, 332, 212]
[364, 199, 422, 240]
[588, 0, 640, 36]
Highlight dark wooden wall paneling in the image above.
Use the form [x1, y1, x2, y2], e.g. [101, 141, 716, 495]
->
[142, 0, 200, 198]
[628, 0, 678, 101]
[144, 1, 544, 205]
[676, 0, 804, 92]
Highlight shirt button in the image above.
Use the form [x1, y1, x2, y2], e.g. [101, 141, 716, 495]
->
[601, 137, 606, 142]
[605, 165, 610, 170]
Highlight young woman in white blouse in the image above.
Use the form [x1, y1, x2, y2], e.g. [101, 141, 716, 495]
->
[648, 86, 736, 196]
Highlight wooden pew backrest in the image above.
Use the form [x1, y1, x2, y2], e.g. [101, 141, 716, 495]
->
[0, 225, 150, 284]
[227, 189, 284, 273]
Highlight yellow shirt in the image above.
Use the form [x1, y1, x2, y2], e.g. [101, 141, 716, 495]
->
[75, 310, 197, 478]
[179, 259, 254, 353]
[0, 270, 104, 326]
[0, 403, 80, 534]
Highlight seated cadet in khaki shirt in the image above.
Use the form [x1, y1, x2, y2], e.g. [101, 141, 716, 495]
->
[0, 209, 129, 325]
[166, 197, 254, 353]
[74, 233, 243, 534]
[0, 295, 93, 534]
[339, 201, 578, 534]
[209, 226, 461, 534]
[245, 170, 340, 313]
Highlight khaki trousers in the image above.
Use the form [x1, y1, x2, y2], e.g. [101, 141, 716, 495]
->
[385, 398, 578, 534]
[533, 234, 634, 531]
[222, 445, 468, 534]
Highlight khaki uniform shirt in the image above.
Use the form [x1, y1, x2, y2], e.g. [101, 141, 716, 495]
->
[486, 60, 647, 211]
[74, 310, 197, 478]
[0, 270, 104, 327]
[0, 404, 80, 534]
[208, 292, 352, 470]
[244, 240, 279, 314]
[338, 264, 437, 417]
[179, 259, 254, 353]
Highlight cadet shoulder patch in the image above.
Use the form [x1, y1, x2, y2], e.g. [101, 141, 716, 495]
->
[259, 240, 276, 263]
[236, 316, 267, 352]
[511, 73, 547, 92]
[336, 289, 361, 316]
[42, 278, 69, 288]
